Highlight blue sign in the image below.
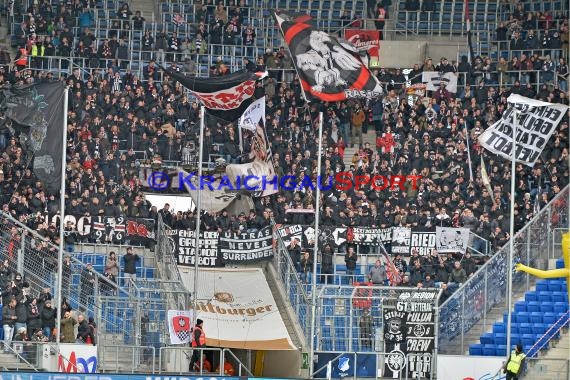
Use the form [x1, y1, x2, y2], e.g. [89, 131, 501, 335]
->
[0, 374, 239, 380]
[313, 352, 377, 378]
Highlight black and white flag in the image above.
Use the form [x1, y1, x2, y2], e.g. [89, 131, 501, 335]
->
[478, 94, 568, 167]
[436, 227, 470, 253]
[1, 82, 66, 194]
[421, 71, 458, 93]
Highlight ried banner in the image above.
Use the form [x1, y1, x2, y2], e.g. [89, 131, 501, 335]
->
[391, 228, 436, 256]
[344, 29, 381, 67]
[218, 226, 273, 262]
[178, 268, 295, 350]
[478, 94, 568, 167]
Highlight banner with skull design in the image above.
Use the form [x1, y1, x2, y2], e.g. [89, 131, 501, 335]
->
[167, 310, 194, 344]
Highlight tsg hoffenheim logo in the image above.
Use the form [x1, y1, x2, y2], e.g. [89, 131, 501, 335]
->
[338, 356, 350, 372]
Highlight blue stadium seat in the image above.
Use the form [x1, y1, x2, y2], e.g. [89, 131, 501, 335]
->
[539, 291, 553, 302]
[541, 302, 555, 313]
[514, 301, 527, 313]
[556, 258, 565, 269]
[525, 291, 538, 302]
[536, 281, 549, 292]
[532, 324, 547, 335]
[496, 345, 507, 356]
[482, 344, 496, 356]
[480, 332, 494, 345]
[543, 312, 557, 325]
[551, 292, 568, 303]
[548, 281, 563, 292]
[492, 322, 505, 334]
[530, 312, 543, 324]
[521, 334, 534, 347]
[516, 312, 530, 324]
[493, 333, 506, 345]
[518, 323, 533, 335]
[469, 344, 483, 355]
[527, 301, 540, 313]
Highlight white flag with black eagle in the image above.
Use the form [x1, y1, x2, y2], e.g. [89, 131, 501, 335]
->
[477, 94, 569, 167]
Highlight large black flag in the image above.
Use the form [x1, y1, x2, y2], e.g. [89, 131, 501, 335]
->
[274, 12, 383, 102]
[162, 68, 266, 121]
[2, 81, 65, 193]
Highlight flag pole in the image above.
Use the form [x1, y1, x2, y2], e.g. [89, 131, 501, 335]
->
[464, 123, 473, 182]
[55, 85, 69, 348]
[192, 106, 205, 330]
[506, 109, 518, 355]
[309, 111, 323, 376]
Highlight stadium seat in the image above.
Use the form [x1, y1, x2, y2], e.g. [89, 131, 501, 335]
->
[543, 312, 557, 325]
[532, 324, 548, 335]
[496, 345, 507, 356]
[551, 292, 568, 303]
[538, 291, 553, 302]
[469, 344, 483, 355]
[526, 301, 540, 313]
[525, 291, 538, 302]
[516, 312, 530, 324]
[521, 334, 534, 347]
[536, 281, 549, 292]
[541, 302, 555, 313]
[530, 312, 543, 324]
[554, 302, 568, 314]
[492, 322, 505, 334]
[556, 258, 565, 269]
[482, 344, 497, 356]
[493, 333, 506, 345]
[514, 301, 527, 313]
[480, 332, 494, 345]
[518, 323, 533, 335]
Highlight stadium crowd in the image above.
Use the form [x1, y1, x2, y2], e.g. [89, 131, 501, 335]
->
[0, 0, 565, 318]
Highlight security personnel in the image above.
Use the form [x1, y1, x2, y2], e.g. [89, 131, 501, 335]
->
[503, 343, 526, 380]
[189, 319, 206, 372]
[15, 46, 28, 69]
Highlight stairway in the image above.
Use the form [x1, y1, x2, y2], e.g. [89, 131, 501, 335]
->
[342, 130, 377, 168]
[132, 0, 157, 23]
[0, 351, 38, 371]
[523, 333, 570, 379]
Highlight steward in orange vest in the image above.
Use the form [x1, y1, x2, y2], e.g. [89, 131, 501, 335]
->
[189, 319, 206, 372]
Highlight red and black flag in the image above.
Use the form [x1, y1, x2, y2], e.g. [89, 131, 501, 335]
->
[275, 12, 383, 102]
[162, 68, 266, 121]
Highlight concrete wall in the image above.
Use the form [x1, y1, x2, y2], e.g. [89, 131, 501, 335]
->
[262, 349, 302, 378]
[378, 40, 468, 68]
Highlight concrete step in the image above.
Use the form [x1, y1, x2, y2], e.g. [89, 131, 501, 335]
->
[343, 131, 377, 167]
[0, 351, 38, 371]
[523, 332, 569, 379]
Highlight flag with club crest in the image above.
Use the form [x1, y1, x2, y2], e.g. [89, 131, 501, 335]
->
[274, 12, 383, 102]
[167, 310, 193, 344]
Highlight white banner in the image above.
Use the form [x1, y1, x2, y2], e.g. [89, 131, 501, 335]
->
[421, 71, 458, 93]
[227, 113, 277, 197]
[436, 227, 470, 253]
[239, 96, 265, 131]
[56, 344, 98, 373]
[167, 310, 194, 344]
[437, 355, 506, 380]
[478, 94, 568, 167]
[178, 268, 295, 350]
[180, 170, 237, 212]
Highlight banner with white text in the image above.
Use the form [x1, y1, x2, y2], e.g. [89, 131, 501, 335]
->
[218, 226, 274, 262]
[478, 94, 568, 167]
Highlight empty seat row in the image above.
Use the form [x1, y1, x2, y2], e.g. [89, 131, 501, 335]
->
[525, 290, 568, 303]
[514, 300, 568, 314]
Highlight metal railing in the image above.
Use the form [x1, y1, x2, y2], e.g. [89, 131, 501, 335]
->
[97, 344, 156, 373]
[525, 311, 569, 357]
[438, 185, 569, 354]
[272, 226, 312, 346]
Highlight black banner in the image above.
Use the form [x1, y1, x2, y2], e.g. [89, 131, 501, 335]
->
[348, 227, 392, 245]
[1, 81, 66, 194]
[50, 215, 155, 244]
[219, 226, 273, 262]
[383, 308, 407, 378]
[168, 229, 223, 267]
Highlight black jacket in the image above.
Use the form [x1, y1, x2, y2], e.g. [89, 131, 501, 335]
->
[41, 306, 57, 329]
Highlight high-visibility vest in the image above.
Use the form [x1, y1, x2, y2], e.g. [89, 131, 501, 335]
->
[506, 350, 525, 373]
[16, 48, 27, 66]
[31, 44, 44, 57]
[191, 325, 206, 347]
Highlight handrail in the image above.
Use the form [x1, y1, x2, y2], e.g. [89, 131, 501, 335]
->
[222, 348, 254, 377]
[526, 311, 570, 357]
[3, 342, 39, 371]
[439, 184, 569, 310]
